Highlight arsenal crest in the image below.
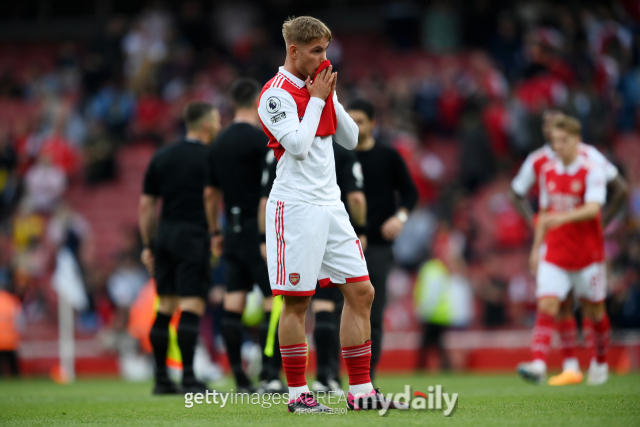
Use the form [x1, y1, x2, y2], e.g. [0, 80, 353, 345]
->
[289, 273, 300, 286]
[570, 179, 582, 193]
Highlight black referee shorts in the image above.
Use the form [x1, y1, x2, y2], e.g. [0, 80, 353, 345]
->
[223, 219, 271, 298]
[154, 222, 210, 299]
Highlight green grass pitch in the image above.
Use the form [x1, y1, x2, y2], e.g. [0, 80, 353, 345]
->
[1, 373, 640, 426]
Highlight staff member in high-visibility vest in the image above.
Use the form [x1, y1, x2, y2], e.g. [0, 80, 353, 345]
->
[0, 285, 22, 377]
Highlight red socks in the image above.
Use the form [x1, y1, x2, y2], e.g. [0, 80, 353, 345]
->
[592, 314, 610, 364]
[280, 343, 307, 387]
[342, 340, 372, 385]
[532, 312, 555, 362]
[557, 317, 577, 360]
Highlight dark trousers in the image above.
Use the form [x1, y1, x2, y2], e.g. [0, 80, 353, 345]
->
[0, 350, 19, 377]
[416, 322, 450, 371]
[364, 244, 394, 380]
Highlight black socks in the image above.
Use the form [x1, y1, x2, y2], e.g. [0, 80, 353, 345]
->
[258, 311, 282, 382]
[177, 311, 201, 384]
[149, 312, 172, 382]
[221, 310, 251, 387]
[314, 310, 337, 384]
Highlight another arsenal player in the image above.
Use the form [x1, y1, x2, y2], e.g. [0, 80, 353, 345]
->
[511, 109, 626, 385]
[518, 116, 611, 385]
[257, 16, 406, 412]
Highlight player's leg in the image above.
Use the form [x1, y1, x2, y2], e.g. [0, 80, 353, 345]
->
[364, 244, 394, 381]
[250, 243, 285, 394]
[547, 291, 583, 385]
[150, 228, 180, 394]
[576, 262, 609, 385]
[323, 204, 407, 410]
[311, 296, 340, 392]
[518, 260, 570, 384]
[221, 288, 253, 391]
[265, 199, 331, 412]
[173, 224, 210, 393]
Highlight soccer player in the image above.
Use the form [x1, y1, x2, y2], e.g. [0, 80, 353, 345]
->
[261, 139, 367, 393]
[348, 98, 418, 380]
[511, 109, 627, 385]
[517, 116, 612, 385]
[203, 78, 285, 394]
[139, 102, 220, 394]
[257, 16, 407, 412]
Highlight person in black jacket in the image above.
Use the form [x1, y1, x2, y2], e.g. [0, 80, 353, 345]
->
[348, 98, 418, 380]
[139, 102, 220, 395]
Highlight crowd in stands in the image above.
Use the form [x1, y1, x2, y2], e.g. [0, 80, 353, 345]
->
[0, 0, 639, 352]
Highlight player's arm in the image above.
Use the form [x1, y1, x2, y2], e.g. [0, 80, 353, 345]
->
[139, 195, 158, 250]
[332, 80, 358, 150]
[204, 185, 223, 257]
[529, 208, 547, 274]
[138, 194, 157, 275]
[510, 155, 537, 227]
[602, 174, 628, 227]
[258, 154, 277, 260]
[510, 190, 535, 227]
[139, 159, 160, 275]
[381, 149, 418, 241]
[258, 70, 333, 161]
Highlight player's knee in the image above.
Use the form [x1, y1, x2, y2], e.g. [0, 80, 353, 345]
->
[583, 301, 605, 321]
[283, 295, 311, 316]
[157, 296, 178, 315]
[352, 282, 374, 309]
[179, 297, 206, 316]
[537, 297, 559, 317]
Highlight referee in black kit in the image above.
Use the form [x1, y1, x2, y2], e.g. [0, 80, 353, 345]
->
[347, 98, 418, 380]
[203, 78, 285, 394]
[139, 102, 221, 395]
[260, 139, 367, 392]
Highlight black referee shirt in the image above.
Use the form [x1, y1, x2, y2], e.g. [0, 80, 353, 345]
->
[206, 122, 269, 221]
[262, 140, 362, 207]
[355, 142, 418, 246]
[143, 139, 208, 228]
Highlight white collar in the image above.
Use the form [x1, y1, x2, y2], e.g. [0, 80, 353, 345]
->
[555, 155, 583, 175]
[278, 66, 305, 88]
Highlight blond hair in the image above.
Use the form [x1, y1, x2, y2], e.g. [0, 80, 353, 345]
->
[551, 115, 582, 136]
[282, 16, 332, 46]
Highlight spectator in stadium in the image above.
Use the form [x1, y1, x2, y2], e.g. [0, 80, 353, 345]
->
[23, 155, 66, 214]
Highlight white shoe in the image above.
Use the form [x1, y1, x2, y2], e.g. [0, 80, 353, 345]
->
[311, 380, 330, 392]
[257, 379, 287, 394]
[587, 359, 608, 385]
[517, 360, 547, 384]
[311, 379, 343, 392]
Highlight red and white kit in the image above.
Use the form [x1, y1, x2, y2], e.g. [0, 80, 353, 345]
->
[511, 143, 618, 197]
[536, 157, 607, 302]
[258, 67, 369, 296]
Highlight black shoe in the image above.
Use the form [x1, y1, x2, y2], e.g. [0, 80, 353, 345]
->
[235, 384, 256, 394]
[181, 379, 208, 394]
[152, 380, 180, 395]
[287, 391, 333, 413]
